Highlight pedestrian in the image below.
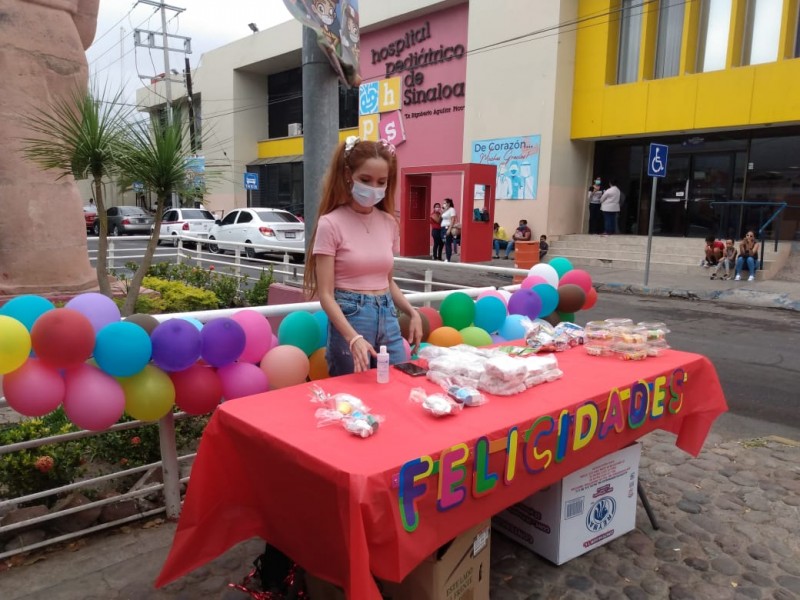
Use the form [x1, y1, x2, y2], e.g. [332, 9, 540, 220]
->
[493, 222, 509, 258]
[588, 178, 603, 234]
[539, 234, 549, 260]
[440, 198, 457, 262]
[702, 235, 724, 267]
[734, 230, 760, 281]
[303, 136, 422, 376]
[710, 239, 737, 280]
[504, 219, 532, 259]
[430, 202, 444, 261]
[599, 179, 621, 235]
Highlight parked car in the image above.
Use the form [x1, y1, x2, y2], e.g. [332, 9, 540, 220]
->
[83, 204, 97, 235]
[156, 208, 216, 247]
[94, 206, 154, 236]
[207, 208, 305, 259]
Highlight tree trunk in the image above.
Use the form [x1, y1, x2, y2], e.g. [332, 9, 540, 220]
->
[92, 175, 112, 297]
[121, 192, 167, 316]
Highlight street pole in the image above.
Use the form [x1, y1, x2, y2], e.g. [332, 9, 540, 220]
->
[301, 26, 339, 249]
[160, 0, 172, 125]
[184, 57, 197, 154]
[644, 176, 657, 287]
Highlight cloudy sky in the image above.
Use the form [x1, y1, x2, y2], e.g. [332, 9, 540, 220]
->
[87, 0, 292, 103]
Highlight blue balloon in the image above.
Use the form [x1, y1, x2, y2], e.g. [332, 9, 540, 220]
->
[313, 311, 329, 347]
[181, 317, 204, 331]
[474, 296, 507, 334]
[499, 314, 529, 341]
[0, 295, 55, 331]
[532, 283, 559, 318]
[95, 322, 153, 377]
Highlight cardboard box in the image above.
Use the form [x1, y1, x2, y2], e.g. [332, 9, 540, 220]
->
[305, 519, 491, 600]
[493, 443, 641, 565]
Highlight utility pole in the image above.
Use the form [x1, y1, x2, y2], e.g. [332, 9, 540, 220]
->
[184, 57, 196, 154]
[302, 26, 339, 248]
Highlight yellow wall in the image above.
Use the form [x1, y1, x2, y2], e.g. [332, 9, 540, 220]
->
[257, 128, 359, 158]
[572, 0, 800, 140]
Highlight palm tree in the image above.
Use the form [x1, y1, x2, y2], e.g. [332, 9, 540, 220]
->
[19, 86, 132, 297]
[115, 118, 194, 316]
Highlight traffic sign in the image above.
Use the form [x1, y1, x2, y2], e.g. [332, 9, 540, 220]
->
[647, 143, 668, 178]
[244, 172, 259, 191]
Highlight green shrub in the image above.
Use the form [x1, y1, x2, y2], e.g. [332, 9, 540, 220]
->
[143, 276, 220, 312]
[244, 267, 275, 307]
[207, 270, 244, 308]
[0, 409, 84, 500]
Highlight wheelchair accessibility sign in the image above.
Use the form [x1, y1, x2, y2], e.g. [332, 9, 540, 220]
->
[647, 143, 668, 178]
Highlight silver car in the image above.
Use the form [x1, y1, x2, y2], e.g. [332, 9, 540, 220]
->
[207, 208, 305, 259]
[157, 208, 216, 247]
[95, 206, 154, 236]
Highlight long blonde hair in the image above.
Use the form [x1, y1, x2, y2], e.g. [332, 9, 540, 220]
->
[303, 140, 398, 298]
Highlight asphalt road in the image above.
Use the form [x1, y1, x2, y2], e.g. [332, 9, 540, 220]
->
[88, 239, 800, 440]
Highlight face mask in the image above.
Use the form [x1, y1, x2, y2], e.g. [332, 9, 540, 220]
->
[352, 180, 386, 207]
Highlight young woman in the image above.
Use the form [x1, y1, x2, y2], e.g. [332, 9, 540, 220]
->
[304, 137, 423, 376]
[734, 230, 760, 282]
[440, 198, 458, 262]
[430, 202, 444, 261]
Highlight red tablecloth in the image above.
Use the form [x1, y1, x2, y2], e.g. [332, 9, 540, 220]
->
[156, 349, 727, 598]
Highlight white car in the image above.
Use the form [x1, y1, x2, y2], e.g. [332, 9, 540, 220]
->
[207, 208, 305, 259]
[157, 208, 216, 247]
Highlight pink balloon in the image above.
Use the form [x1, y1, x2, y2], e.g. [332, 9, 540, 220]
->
[260, 345, 309, 390]
[477, 290, 507, 304]
[270, 333, 279, 352]
[231, 310, 273, 364]
[521, 275, 548, 289]
[218, 362, 269, 400]
[4, 358, 65, 417]
[559, 269, 594, 294]
[63, 364, 125, 431]
[402, 339, 412, 361]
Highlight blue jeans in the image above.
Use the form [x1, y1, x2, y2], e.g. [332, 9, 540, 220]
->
[326, 289, 405, 377]
[735, 256, 756, 278]
[603, 211, 617, 234]
[431, 228, 444, 260]
[493, 239, 508, 256]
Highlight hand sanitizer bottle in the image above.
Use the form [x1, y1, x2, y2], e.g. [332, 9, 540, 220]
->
[377, 345, 390, 384]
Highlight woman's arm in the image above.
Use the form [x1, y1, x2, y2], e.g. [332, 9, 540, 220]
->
[388, 272, 422, 352]
[316, 255, 376, 372]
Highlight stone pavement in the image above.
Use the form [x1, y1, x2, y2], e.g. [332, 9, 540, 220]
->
[1, 428, 798, 600]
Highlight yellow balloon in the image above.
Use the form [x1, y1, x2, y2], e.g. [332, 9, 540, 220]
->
[308, 348, 329, 381]
[0, 315, 32, 374]
[120, 365, 176, 421]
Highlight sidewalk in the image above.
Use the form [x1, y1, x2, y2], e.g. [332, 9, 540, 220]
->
[1, 429, 798, 599]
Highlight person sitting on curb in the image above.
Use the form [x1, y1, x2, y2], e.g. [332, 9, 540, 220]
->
[539, 234, 549, 261]
[702, 235, 724, 267]
[710, 239, 737, 280]
[734, 230, 760, 281]
[504, 219, 532, 259]
[493, 222, 509, 259]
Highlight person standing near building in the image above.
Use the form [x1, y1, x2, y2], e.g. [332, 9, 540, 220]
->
[440, 198, 457, 262]
[599, 179, 621, 235]
[430, 202, 443, 261]
[588, 178, 603, 234]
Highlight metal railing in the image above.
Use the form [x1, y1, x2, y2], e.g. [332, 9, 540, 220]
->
[0, 246, 527, 559]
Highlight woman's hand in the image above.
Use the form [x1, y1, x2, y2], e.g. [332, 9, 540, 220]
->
[350, 336, 377, 373]
[408, 311, 423, 354]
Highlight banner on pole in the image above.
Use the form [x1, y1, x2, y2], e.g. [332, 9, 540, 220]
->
[282, 0, 361, 87]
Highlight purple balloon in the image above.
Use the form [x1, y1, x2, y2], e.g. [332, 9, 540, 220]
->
[490, 334, 507, 344]
[507, 289, 543, 320]
[201, 318, 246, 367]
[65, 293, 121, 334]
[151, 319, 202, 372]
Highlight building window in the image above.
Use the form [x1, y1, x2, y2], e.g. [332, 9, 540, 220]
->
[250, 162, 304, 216]
[697, 0, 732, 72]
[794, 1, 800, 57]
[655, 0, 685, 78]
[617, 0, 644, 83]
[742, 0, 783, 65]
[268, 68, 303, 139]
[339, 84, 359, 129]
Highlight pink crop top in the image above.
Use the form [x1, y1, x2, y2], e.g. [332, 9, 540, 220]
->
[313, 205, 400, 291]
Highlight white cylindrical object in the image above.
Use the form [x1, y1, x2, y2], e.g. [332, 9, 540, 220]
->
[377, 345, 390, 384]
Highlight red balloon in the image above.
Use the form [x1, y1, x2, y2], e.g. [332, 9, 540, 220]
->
[559, 269, 593, 294]
[418, 306, 442, 332]
[171, 364, 223, 415]
[582, 287, 599, 310]
[31, 308, 95, 369]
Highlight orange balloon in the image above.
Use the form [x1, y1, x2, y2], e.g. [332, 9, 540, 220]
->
[260, 345, 310, 390]
[426, 326, 463, 348]
[308, 347, 329, 381]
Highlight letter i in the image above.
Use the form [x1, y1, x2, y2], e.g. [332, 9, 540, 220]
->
[504, 427, 518, 485]
[555, 410, 573, 463]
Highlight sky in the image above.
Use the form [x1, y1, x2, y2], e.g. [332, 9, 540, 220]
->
[86, 0, 293, 104]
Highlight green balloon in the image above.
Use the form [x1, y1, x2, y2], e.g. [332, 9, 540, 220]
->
[459, 326, 492, 347]
[278, 311, 321, 356]
[549, 257, 574, 279]
[439, 292, 475, 331]
[557, 311, 575, 323]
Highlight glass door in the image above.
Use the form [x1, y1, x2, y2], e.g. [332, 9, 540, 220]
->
[655, 155, 690, 235]
[688, 153, 734, 238]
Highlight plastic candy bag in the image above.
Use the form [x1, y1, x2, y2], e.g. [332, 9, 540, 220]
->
[309, 386, 383, 438]
[409, 387, 462, 417]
